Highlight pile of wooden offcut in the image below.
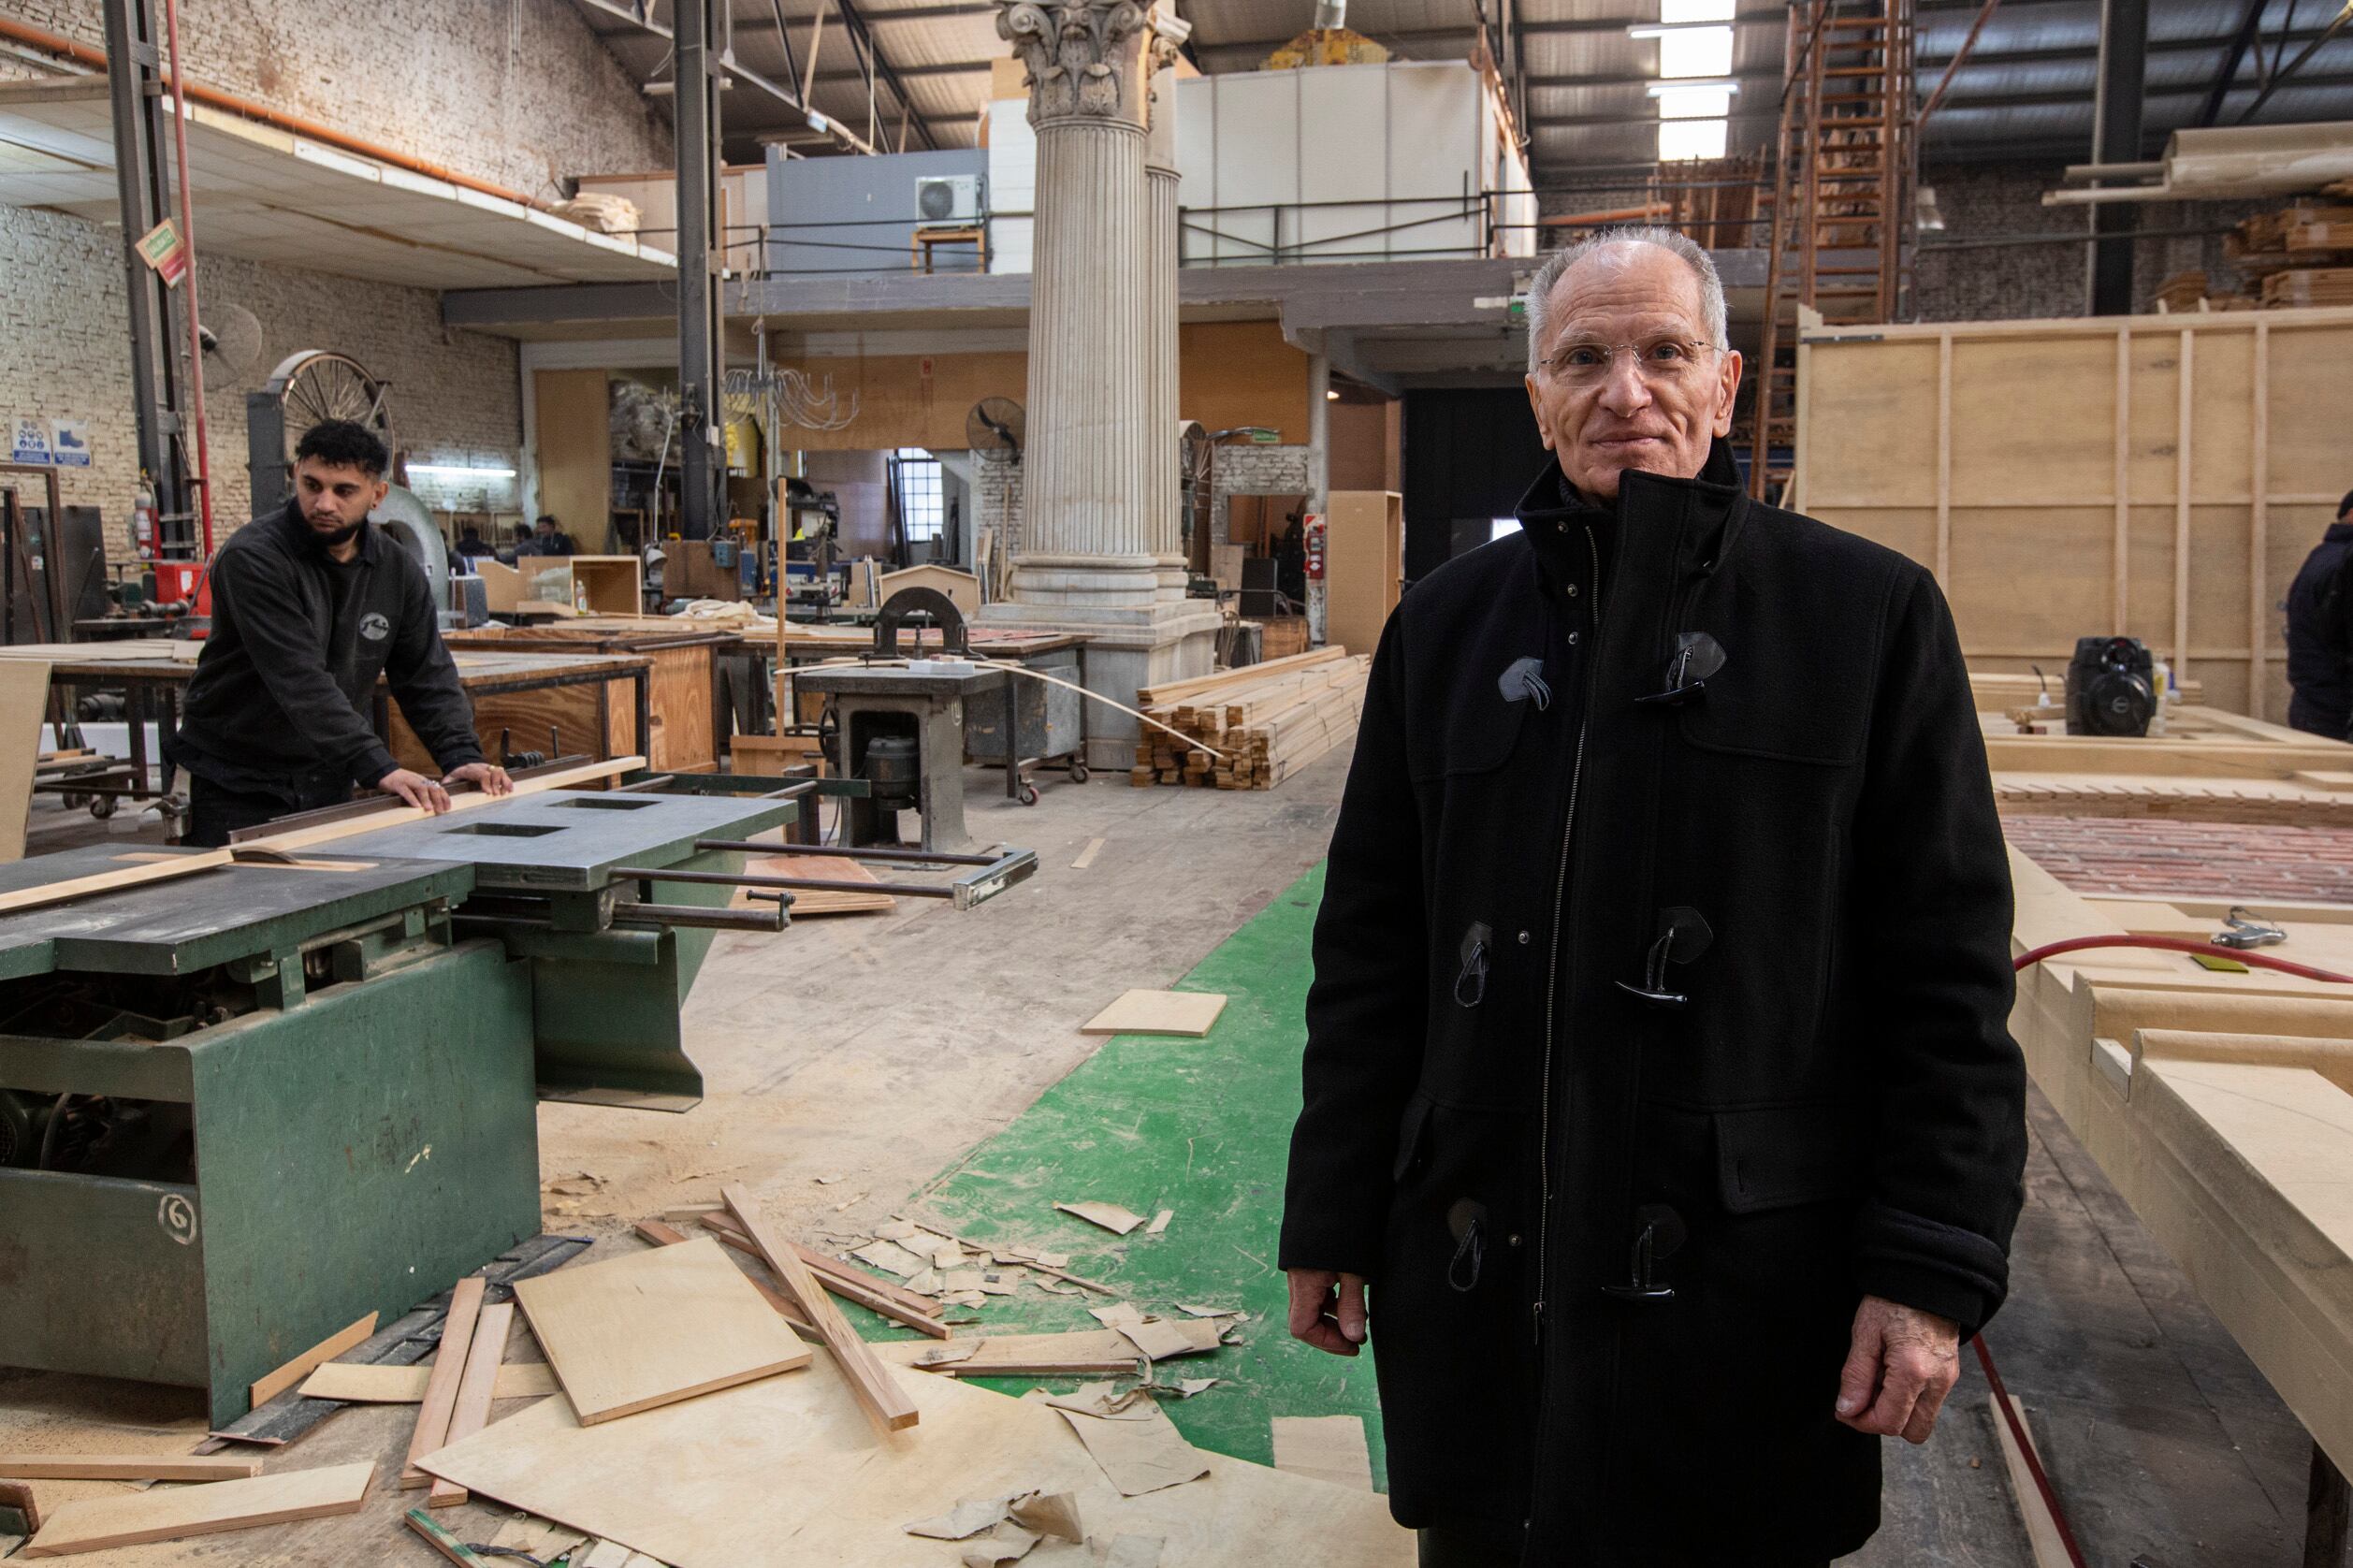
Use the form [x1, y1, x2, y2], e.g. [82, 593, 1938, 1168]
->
[2220, 202, 2353, 308]
[1131, 647, 1370, 791]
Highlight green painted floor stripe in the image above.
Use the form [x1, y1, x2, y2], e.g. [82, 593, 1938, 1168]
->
[898, 863, 1387, 1488]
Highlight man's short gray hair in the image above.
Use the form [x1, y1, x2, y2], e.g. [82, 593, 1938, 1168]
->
[1524, 226, 1731, 375]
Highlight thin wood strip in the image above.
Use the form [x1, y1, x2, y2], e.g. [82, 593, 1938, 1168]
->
[2113, 327, 2130, 632]
[2249, 320, 2271, 720]
[1936, 327, 1953, 588]
[692, 1215, 951, 1338]
[427, 1300, 513, 1508]
[250, 1312, 378, 1410]
[632, 1220, 817, 1334]
[2174, 327, 2195, 683]
[22, 1461, 376, 1558]
[242, 756, 645, 854]
[401, 1276, 486, 1488]
[1136, 646, 1346, 705]
[720, 1185, 920, 1434]
[0, 1455, 260, 1482]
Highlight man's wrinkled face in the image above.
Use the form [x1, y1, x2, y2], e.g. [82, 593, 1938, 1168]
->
[294, 457, 386, 544]
[1522, 243, 1743, 502]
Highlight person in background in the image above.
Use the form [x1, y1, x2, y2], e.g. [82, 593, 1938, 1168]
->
[455, 523, 495, 560]
[166, 418, 512, 846]
[519, 514, 577, 558]
[2285, 489, 2353, 739]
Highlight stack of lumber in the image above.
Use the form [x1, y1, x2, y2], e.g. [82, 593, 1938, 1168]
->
[2153, 269, 2256, 312]
[2222, 203, 2353, 308]
[1130, 648, 1370, 791]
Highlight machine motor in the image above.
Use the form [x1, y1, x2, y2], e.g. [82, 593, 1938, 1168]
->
[863, 734, 922, 815]
[2065, 635, 2157, 737]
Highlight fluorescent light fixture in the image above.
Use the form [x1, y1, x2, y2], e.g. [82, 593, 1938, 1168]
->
[1657, 24, 1734, 77]
[1659, 119, 1729, 161]
[1626, 22, 1724, 37]
[1646, 78, 1740, 95]
[408, 463, 518, 478]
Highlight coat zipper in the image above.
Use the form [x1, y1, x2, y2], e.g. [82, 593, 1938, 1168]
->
[1532, 521, 1605, 1346]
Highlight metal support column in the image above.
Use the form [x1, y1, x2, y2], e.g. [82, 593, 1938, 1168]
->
[2087, 0, 2148, 316]
[100, 0, 190, 542]
[675, 0, 727, 543]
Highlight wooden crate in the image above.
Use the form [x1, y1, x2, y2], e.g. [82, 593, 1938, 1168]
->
[1323, 490, 1402, 661]
[1789, 303, 2353, 720]
[443, 627, 722, 773]
[519, 556, 645, 616]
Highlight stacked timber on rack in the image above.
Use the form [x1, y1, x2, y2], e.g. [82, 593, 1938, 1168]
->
[1131, 647, 1371, 791]
[2224, 202, 2353, 308]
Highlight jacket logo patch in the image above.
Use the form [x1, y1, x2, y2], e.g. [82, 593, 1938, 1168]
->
[359, 612, 391, 642]
[1498, 657, 1551, 710]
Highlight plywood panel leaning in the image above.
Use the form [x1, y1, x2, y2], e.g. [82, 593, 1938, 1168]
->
[1792, 305, 2353, 720]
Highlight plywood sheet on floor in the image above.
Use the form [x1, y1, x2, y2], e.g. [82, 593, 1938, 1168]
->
[419, 1351, 1409, 1567]
[1081, 991, 1227, 1038]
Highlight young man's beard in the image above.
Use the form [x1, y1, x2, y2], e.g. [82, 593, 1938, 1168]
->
[309, 516, 363, 547]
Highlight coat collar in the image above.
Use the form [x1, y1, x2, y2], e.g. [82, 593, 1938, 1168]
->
[1514, 436, 1749, 585]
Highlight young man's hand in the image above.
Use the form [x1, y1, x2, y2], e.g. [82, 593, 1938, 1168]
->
[443, 762, 515, 797]
[377, 768, 452, 814]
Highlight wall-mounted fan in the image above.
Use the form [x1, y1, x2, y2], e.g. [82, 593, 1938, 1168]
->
[966, 396, 1025, 464]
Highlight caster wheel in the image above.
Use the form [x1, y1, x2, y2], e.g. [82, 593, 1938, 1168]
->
[1019, 784, 1040, 806]
[61, 792, 86, 811]
[1069, 762, 1091, 785]
[89, 795, 117, 820]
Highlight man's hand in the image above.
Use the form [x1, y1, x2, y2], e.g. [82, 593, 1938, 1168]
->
[443, 762, 514, 798]
[1836, 1294, 1962, 1443]
[1286, 1268, 1369, 1357]
[377, 768, 453, 815]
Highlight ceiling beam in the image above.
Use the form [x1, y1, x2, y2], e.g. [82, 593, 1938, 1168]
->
[2197, 0, 2272, 128]
[833, 0, 938, 151]
[1919, 23, 2346, 66]
[1928, 66, 2353, 112]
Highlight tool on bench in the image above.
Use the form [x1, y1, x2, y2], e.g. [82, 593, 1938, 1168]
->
[0, 758, 1030, 1430]
[2210, 906, 2287, 951]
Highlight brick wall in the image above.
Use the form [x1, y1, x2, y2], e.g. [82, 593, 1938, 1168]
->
[0, 0, 669, 551]
[975, 449, 1022, 557]
[1211, 444, 1314, 545]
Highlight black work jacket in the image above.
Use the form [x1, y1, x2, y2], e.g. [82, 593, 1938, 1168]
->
[169, 501, 484, 795]
[2286, 521, 2353, 737]
[1279, 441, 2027, 1565]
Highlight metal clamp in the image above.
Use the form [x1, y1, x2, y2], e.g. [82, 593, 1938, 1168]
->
[2212, 906, 2287, 951]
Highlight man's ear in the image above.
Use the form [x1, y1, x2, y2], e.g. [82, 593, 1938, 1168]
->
[1524, 373, 1553, 451]
[1713, 350, 1743, 439]
[370, 478, 390, 510]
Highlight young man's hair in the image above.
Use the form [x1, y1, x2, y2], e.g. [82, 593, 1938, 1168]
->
[294, 419, 390, 477]
[535, 514, 559, 529]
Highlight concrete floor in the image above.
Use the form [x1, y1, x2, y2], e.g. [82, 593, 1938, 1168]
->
[0, 763, 2317, 1563]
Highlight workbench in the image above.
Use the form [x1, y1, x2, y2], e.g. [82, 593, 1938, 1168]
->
[0, 642, 654, 806]
[443, 624, 732, 773]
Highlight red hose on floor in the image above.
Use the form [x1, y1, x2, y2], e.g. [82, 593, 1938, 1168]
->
[1975, 932, 2350, 1563]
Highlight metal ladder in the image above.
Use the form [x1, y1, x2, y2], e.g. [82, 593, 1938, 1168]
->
[1746, 0, 1916, 501]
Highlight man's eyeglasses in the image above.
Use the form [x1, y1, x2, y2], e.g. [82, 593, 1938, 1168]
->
[1538, 337, 1720, 386]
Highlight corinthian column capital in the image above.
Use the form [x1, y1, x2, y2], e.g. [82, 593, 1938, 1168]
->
[998, 0, 1188, 130]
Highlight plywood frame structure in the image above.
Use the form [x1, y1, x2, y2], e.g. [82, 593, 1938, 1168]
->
[1792, 304, 2353, 719]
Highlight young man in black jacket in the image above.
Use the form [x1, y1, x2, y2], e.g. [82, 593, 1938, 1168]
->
[1281, 231, 2026, 1566]
[2285, 489, 2353, 738]
[167, 420, 512, 846]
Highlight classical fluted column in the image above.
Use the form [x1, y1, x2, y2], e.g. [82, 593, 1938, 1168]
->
[990, 1, 1217, 767]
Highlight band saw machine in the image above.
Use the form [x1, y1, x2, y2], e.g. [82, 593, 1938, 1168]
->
[0, 765, 1035, 1427]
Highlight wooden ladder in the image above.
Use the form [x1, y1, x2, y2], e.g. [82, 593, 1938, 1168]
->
[1746, 0, 1915, 501]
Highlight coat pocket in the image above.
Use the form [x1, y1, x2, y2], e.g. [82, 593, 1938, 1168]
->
[1407, 682, 1529, 781]
[1713, 1100, 1858, 1213]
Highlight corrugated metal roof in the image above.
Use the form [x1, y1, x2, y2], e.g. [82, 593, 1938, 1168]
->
[564, 0, 2353, 179]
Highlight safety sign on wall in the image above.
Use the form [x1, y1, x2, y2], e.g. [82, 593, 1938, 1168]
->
[10, 417, 51, 465]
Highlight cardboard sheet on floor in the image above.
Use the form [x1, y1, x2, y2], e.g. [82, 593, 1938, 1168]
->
[417, 1343, 1410, 1567]
[513, 1237, 811, 1425]
[1081, 990, 1228, 1038]
[1271, 1416, 1374, 1492]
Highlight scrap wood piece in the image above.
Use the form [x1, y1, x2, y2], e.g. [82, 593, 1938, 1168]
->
[632, 1220, 817, 1334]
[1081, 990, 1228, 1038]
[1090, 1303, 1145, 1329]
[429, 1300, 517, 1508]
[249, 1311, 379, 1408]
[0, 1454, 260, 1482]
[403, 1276, 487, 1488]
[963, 1523, 1039, 1565]
[1146, 1210, 1172, 1235]
[693, 1213, 950, 1338]
[406, 1506, 496, 1566]
[1071, 837, 1105, 870]
[1271, 1416, 1374, 1492]
[488, 1512, 590, 1559]
[1989, 1399, 2073, 1568]
[0, 1478, 39, 1534]
[851, 1240, 930, 1278]
[21, 1459, 375, 1557]
[875, 1330, 1147, 1378]
[721, 1183, 920, 1434]
[906, 1497, 1011, 1540]
[729, 853, 896, 917]
[300, 1360, 559, 1403]
[1052, 1402, 1211, 1498]
[1115, 1319, 1225, 1363]
[1007, 1489, 1083, 1544]
[579, 1541, 636, 1568]
[514, 1239, 812, 1429]
[1056, 1200, 1146, 1237]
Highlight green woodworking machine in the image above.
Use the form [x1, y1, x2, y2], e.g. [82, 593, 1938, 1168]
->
[0, 771, 1035, 1428]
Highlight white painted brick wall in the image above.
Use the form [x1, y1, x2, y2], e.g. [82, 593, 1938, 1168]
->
[0, 0, 669, 553]
[1210, 444, 1313, 545]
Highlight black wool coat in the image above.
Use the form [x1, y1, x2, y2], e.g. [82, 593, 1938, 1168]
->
[1279, 441, 2028, 1565]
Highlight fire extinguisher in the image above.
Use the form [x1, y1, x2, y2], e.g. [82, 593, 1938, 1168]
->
[132, 476, 158, 561]
[1302, 511, 1328, 647]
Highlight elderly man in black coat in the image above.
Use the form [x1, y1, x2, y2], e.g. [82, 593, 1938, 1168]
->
[1280, 230, 2028, 1567]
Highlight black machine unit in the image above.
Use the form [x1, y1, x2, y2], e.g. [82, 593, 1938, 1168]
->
[2065, 635, 2157, 737]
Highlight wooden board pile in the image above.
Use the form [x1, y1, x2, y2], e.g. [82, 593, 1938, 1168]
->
[2221, 202, 2353, 308]
[1129, 648, 1370, 791]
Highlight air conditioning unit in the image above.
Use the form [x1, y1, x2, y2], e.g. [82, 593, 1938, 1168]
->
[916, 174, 982, 224]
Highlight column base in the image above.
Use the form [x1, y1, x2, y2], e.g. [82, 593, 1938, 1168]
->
[979, 596, 1222, 770]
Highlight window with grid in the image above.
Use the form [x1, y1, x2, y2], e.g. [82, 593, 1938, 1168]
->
[894, 448, 945, 544]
